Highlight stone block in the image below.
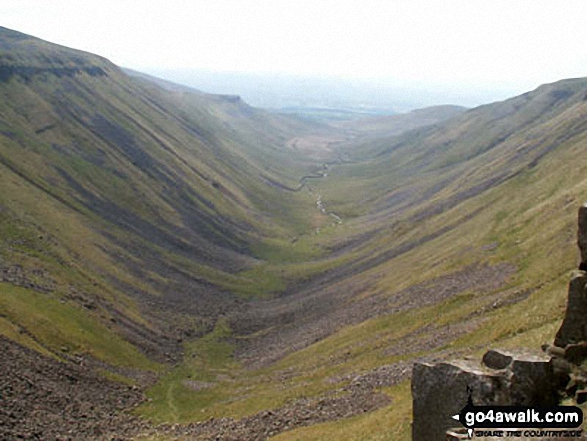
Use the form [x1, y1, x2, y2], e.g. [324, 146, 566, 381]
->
[578, 203, 587, 266]
[412, 350, 554, 441]
[412, 360, 504, 441]
[482, 349, 513, 370]
[554, 271, 587, 347]
[507, 349, 556, 405]
[564, 342, 587, 364]
[575, 388, 587, 404]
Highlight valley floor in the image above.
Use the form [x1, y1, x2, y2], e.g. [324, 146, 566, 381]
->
[4, 113, 581, 439]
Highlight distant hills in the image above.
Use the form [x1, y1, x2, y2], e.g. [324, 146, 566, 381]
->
[3, 26, 587, 440]
[334, 104, 467, 136]
[142, 68, 511, 114]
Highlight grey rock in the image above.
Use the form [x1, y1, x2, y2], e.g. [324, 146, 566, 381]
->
[551, 356, 572, 388]
[564, 342, 587, 364]
[575, 388, 587, 404]
[446, 428, 469, 440]
[554, 205, 587, 346]
[412, 350, 555, 441]
[507, 349, 555, 405]
[578, 203, 587, 267]
[554, 271, 587, 347]
[412, 360, 505, 441]
[482, 349, 513, 370]
[542, 343, 565, 358]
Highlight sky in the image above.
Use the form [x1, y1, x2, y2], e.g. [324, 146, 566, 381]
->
[2, 0, 587, 106]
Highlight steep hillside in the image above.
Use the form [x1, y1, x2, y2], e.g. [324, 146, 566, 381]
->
[0, 25, 332, 380]
[3, 26, 587, 441]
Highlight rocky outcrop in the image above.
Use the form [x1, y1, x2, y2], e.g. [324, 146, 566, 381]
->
[412, 350, 555, 441]
[412, 204, 587, 441]
[555, 271, 587, 346]
[578, 204, 587, 269]
[412, 360, 502, 441]
[555, 205, 587, 345]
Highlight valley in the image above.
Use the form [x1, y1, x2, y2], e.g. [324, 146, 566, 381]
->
[2, 26, 587, 441]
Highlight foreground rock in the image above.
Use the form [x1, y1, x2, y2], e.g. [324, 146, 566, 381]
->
[578, 204, 587, 269]
[557, 203, 587, 346]
[412, 349, 555, 441]
[555, 270, 587, 347]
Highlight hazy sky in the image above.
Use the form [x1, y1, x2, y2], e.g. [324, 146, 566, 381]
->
[2, 0, 587, 96]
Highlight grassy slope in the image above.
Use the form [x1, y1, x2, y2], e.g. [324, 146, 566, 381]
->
[0, 26, 328, 374]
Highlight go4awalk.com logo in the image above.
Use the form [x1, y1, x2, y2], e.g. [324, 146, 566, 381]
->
[451, 400, 583, 438]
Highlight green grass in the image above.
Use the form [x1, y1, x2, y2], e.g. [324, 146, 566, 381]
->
[0, 284, 160, 370]
[138, 318, 238, 423]
[249, 235, 325, 264]
[0, 315, 55, 358]
[230, 265, 287, 298]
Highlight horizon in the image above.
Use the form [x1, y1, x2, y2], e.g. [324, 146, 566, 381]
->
[2, 1, 587, 109]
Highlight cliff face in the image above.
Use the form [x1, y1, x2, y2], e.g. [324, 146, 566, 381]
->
[411, 204, 587, 441]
